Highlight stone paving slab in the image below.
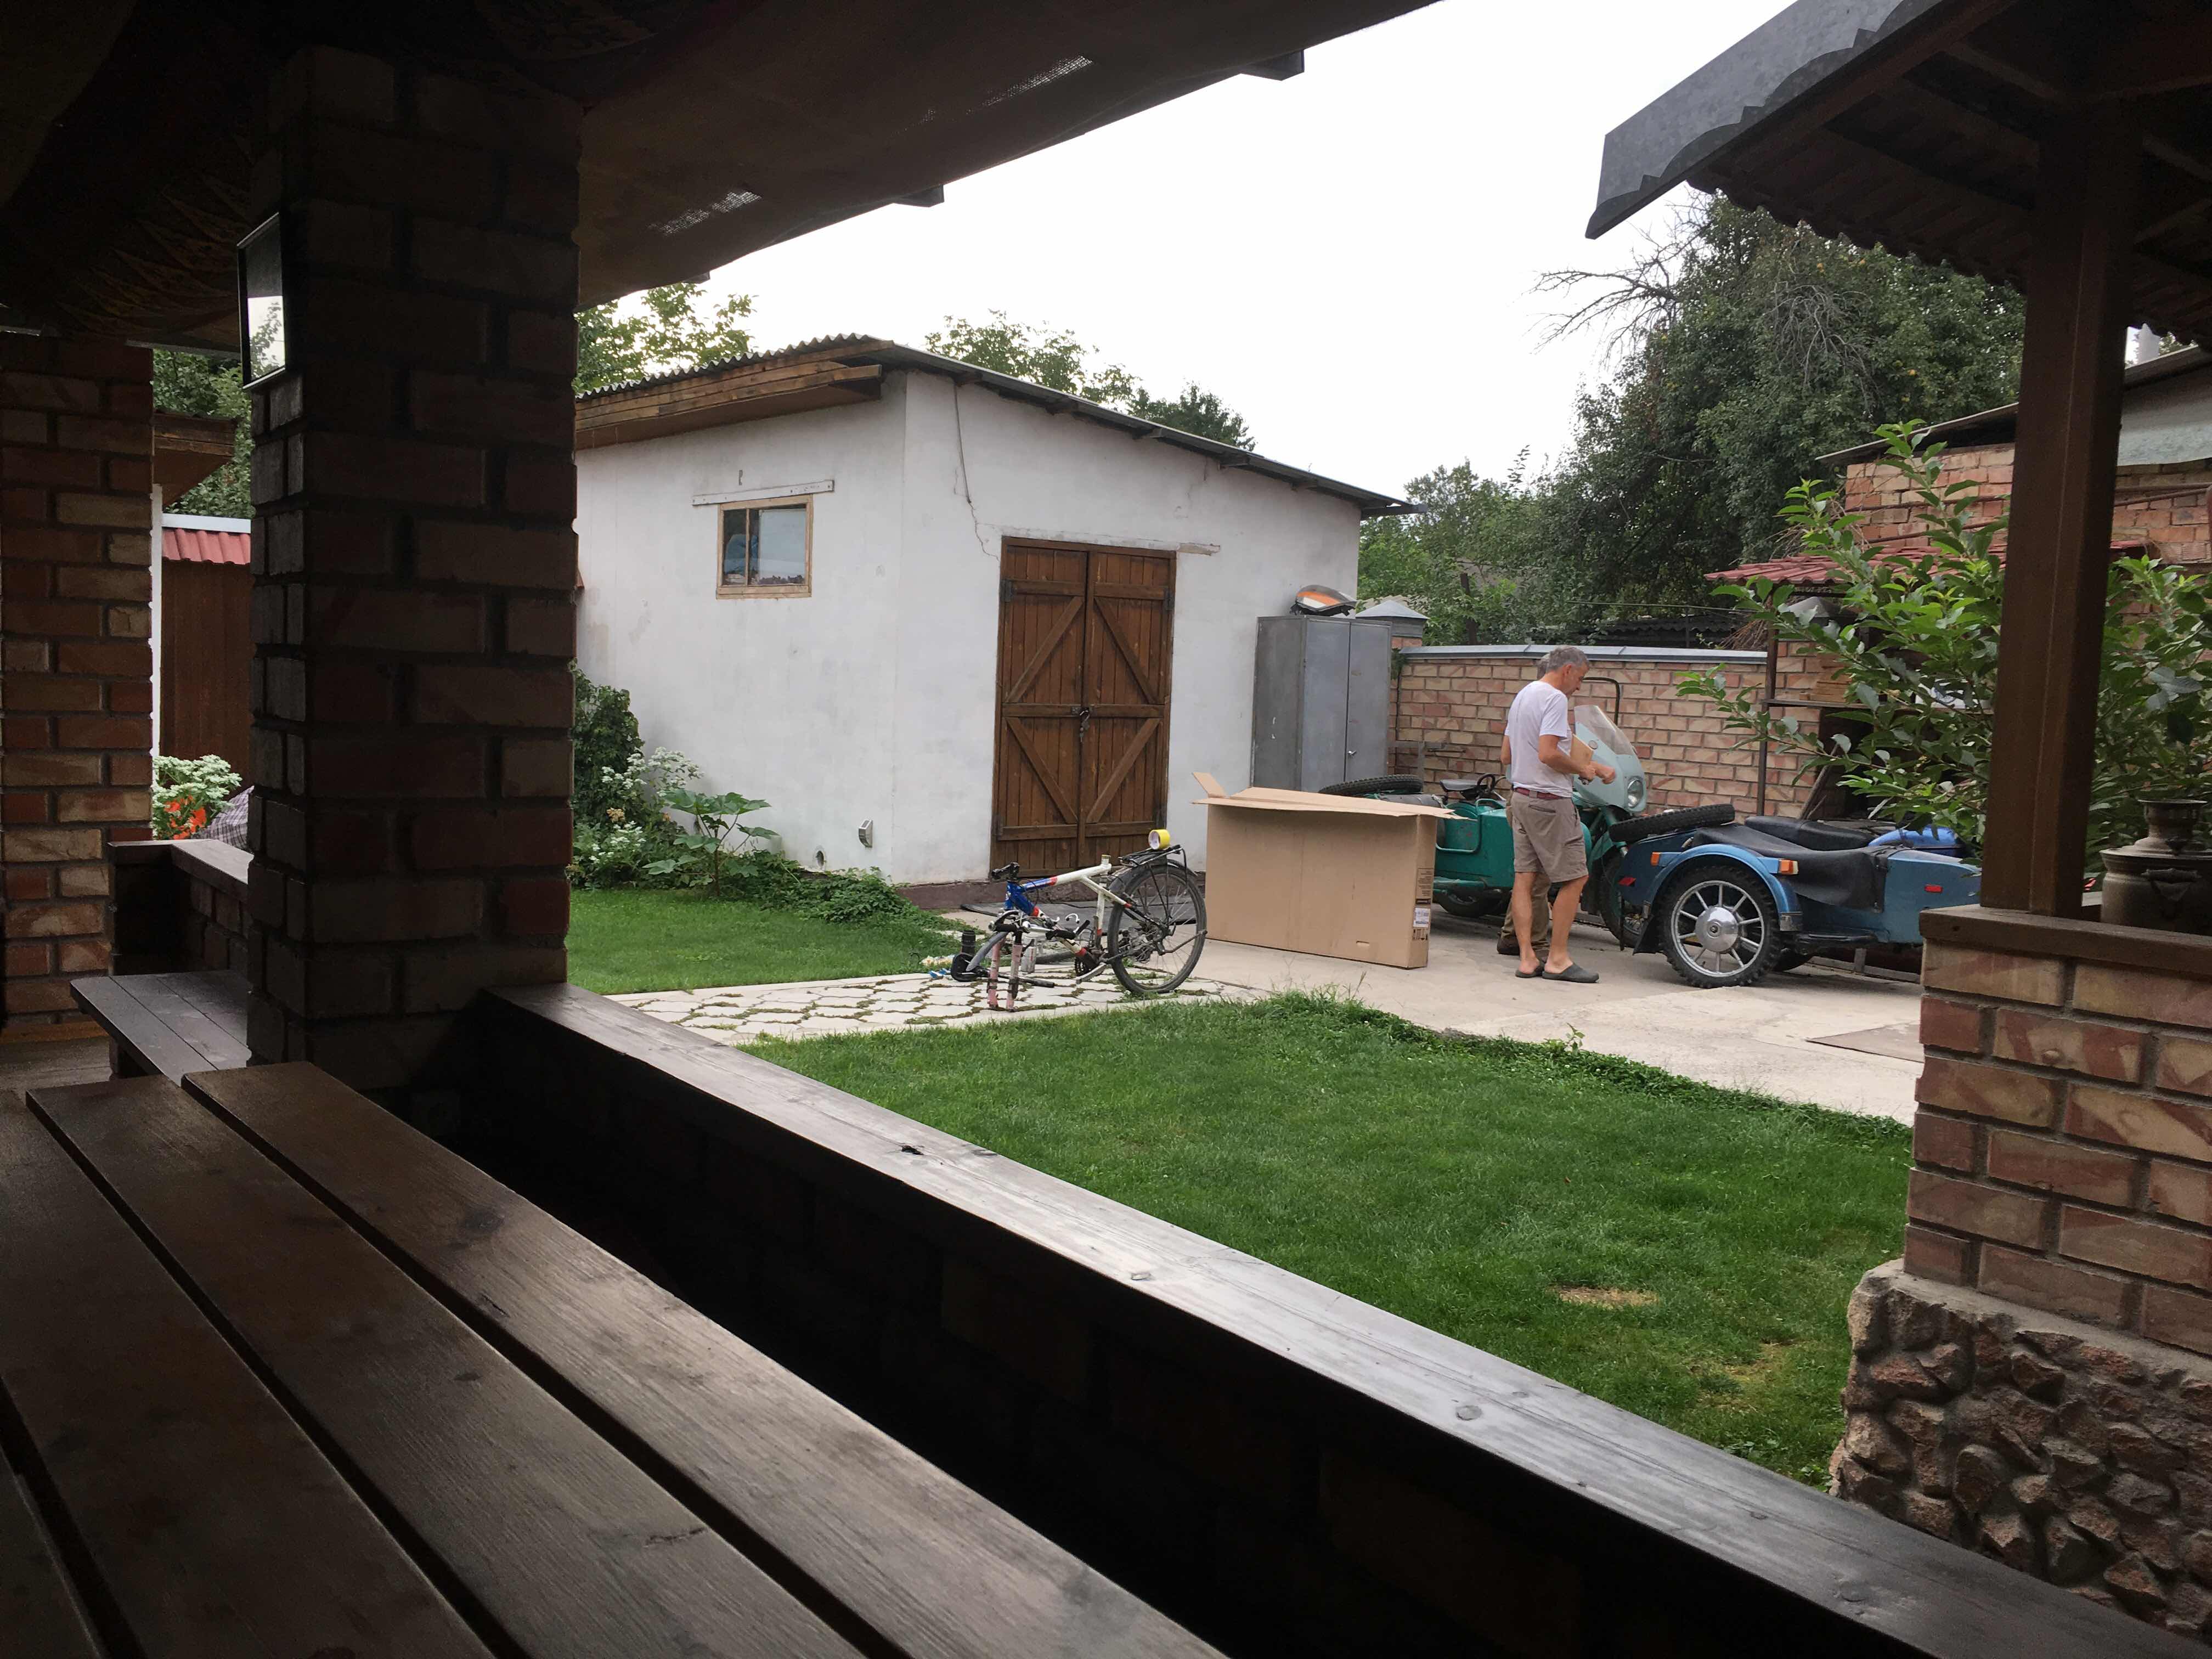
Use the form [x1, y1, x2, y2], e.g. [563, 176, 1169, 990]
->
[614, 970, 1229, 1045]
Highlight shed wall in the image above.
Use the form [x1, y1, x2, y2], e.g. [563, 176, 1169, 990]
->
[575, 373, 1362, 882]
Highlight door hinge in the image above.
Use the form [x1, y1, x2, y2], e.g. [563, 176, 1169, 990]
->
[1000, 577, 1015, 604]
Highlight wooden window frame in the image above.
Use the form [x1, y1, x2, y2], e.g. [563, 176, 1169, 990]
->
[714, 494, 814, 598]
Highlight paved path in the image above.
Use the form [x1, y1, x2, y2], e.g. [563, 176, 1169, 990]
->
[1198, 915, 1924, 1122]
[613, 970, 1228, 1042]
[612, 918, 1922, 1123]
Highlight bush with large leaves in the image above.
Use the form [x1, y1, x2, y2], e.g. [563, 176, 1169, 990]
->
[1680, 422, 2210, 870]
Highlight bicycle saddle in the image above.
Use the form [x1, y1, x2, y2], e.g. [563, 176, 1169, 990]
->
[990, 861, 1020, 881]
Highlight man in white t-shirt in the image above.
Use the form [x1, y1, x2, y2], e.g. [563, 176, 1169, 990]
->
[1502, 645, 1613, 983]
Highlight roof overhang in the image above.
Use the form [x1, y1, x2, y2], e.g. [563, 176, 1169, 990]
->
[1, 1, 1432, 351]
[1816, 343, 2212, 467]
[154, 411, 237, 503]
[576, 338, 1423, 517]
[1589, 0, 2212, 344]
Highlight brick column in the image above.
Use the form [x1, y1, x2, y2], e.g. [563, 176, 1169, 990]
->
[245, 47, 579, 1089]
[1, 336, 155, 1028]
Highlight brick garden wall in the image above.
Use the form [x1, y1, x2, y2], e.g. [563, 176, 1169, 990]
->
[1391, 646, 1816, 817]
[1842, 440, 2212, 564]
[1, 335, 155, 1027]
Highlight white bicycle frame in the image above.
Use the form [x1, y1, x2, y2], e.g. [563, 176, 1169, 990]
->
[975, 857, 1156, 1007]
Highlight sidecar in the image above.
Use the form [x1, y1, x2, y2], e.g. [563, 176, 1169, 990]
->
[1611, 816, 1980, 989]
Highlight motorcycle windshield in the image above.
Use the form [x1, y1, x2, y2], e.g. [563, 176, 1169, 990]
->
[1573, 704, 1647, 814]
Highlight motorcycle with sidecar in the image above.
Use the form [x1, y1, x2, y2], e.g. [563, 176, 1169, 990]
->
[1330, 704, 1980, 988]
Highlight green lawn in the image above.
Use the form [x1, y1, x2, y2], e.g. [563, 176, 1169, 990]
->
[752, 994, 1909, 1485]
[566, 887, 952, 994]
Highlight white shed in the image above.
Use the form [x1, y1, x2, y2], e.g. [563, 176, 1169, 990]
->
[573, 338, 1414, 885]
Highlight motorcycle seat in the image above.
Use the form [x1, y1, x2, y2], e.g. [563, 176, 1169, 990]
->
[1741, 815, 1887, 851]
[1679, 822, 1883, 911]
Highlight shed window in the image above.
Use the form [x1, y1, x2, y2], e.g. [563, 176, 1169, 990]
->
[718, 499, 811, 595]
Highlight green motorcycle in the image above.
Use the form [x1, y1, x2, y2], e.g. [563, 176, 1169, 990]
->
[1323, 706, 1731, 948]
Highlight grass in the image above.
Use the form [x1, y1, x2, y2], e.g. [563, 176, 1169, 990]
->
[566, 887, 952, 994]
[752, 992, 1910, 1485]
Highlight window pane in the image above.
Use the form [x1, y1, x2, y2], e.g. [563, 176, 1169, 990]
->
[721, 509, 753, 585]
[754, 505, 808, 586]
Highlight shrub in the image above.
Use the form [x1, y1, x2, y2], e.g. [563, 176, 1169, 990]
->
[646, 787, 771, 896]
[151, 754, 242, 839]
[572, 665, 641, 827]
[1680, 421, 2211, 864]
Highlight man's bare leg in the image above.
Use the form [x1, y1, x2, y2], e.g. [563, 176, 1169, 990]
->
[1512, 872, 1543, 973]
[1545, 877, 1587, 975]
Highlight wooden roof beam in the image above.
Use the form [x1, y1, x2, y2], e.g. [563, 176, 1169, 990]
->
[2087, 15, 2212, 103]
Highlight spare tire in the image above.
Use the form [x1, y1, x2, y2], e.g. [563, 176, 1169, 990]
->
[1611, 802, 1735, 845]
[1319, 775, 1424, 797]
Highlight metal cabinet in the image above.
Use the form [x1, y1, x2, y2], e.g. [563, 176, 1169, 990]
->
[1251, 615, 1395, 790]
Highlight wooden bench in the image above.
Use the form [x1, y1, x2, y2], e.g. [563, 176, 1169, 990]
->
[0, 1063, 1216, 1659]
[69, 968, 249, 1080]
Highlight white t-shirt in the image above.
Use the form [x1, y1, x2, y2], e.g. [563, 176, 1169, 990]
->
[1504, 678, 1575, 797]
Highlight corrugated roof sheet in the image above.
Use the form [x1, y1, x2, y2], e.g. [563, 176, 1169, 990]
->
[163, 527, 249, 565]
[577, 335, 1421, 517]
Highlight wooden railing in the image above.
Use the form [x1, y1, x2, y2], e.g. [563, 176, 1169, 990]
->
[449, 983, 2179, 1659]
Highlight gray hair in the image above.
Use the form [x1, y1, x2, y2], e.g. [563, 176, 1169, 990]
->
[1539, 644, 1589, 674]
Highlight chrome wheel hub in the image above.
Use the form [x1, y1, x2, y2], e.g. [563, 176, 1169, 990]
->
[1692, 904, 1742, 955]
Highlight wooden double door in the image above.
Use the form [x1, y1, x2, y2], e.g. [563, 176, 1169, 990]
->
[991, 538, 1175, 874]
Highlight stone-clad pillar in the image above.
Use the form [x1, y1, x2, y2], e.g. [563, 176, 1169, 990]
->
[1, 335, 155, 1027]
[246, 47, 579, 1088]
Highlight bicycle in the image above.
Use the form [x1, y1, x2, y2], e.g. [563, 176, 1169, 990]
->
[940, 831, 1207, 1007]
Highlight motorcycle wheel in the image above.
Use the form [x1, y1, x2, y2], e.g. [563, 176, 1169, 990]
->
[1434, 889, 1505, 921]
[1611, 802, 1735, 845]
[1319, 774, 1424, 798]
[1655, 865, 1782, 989]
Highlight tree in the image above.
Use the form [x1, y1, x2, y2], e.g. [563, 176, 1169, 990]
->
[1680, 423, 2211, 867]
[1356, 454, 1572, 644]
[1127, 383, 1254, 450]
[1537, 198, 2026, 610]
[150, 349, 251, 517]
[926, 311, 1257, 448]
[575, 281, 755, 394]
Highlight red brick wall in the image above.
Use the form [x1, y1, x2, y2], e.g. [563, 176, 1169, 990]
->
[1842, 439, 2212, 563]
[1909, 941, 2212, 1355]
[1, 336, 155, 1025]
[1391, 648, 1814, 817]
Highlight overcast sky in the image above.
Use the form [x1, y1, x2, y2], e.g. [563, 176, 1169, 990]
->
[704, 0, 1792, 496]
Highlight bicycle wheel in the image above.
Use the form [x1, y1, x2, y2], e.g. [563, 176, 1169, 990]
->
[1106, 862, 1207, 995]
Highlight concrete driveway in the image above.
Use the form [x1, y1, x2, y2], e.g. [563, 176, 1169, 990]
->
[1199, 913, 1924, 1122]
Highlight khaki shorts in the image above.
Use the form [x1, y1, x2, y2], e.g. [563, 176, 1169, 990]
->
[1508, 790, 1587, 882]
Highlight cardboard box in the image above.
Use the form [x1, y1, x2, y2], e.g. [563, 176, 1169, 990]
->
[1194, 773, 1453, 968]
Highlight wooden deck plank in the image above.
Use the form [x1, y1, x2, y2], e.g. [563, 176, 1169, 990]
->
[0, 1092, 491, 1659]
[190, 1060, 1219, 1659]
[69, 976, 209, 1081]
[117, 972, 250, 1069]
[0, 1462, 100, 1659]
[31, 1076, 859, 1659]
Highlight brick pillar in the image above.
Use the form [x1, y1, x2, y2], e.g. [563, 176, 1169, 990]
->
[245, 47, 579, 1089]
[1, 336, 155, 1028]
[1832, 938, 2212, 1629]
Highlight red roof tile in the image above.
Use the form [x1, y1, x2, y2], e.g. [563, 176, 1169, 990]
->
[163, 527, 249, 565]
[1710, 538, 2151, 586]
